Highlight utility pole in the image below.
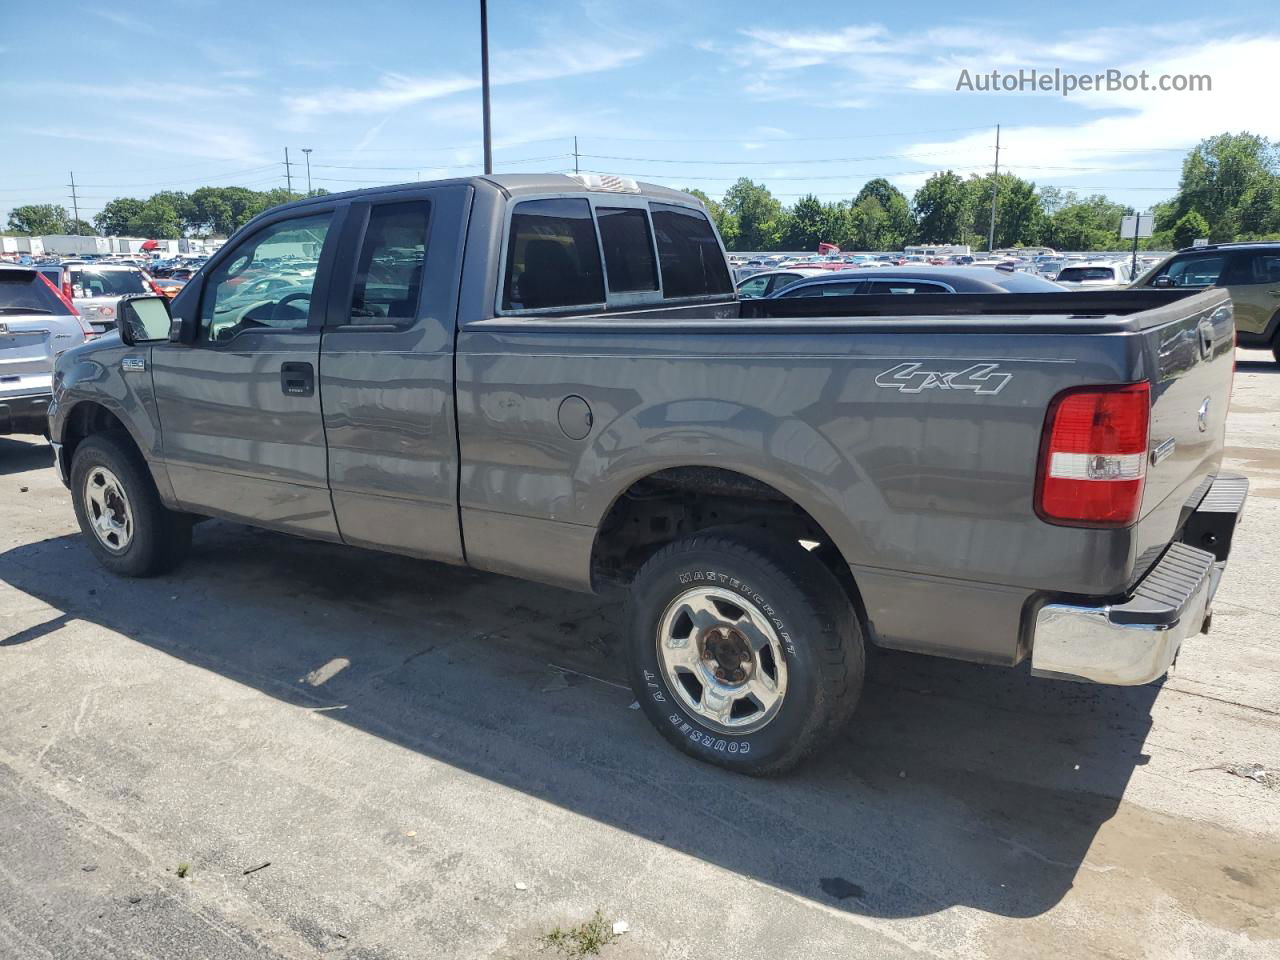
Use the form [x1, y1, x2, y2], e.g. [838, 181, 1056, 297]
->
[574, 136, 580, 175]
[284, 147, 293, 193]
[480, 0, 492, 174]
[68, 171, 81, 235]
[987, 123, 1000, 252]
[301, 148, 313, 195]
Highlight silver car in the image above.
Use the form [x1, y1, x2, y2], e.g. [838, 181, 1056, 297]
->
[0, 265, 89, 437]
[61, 263, 155, 334]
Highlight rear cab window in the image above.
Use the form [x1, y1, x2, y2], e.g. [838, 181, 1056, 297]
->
[649, 202, 732, 299]
[498, 193, 731, 315]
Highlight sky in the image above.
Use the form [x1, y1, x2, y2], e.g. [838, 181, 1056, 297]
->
[2, 0, 1277, 226]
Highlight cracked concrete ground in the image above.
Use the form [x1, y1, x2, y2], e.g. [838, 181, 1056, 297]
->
[1, 349, 1278, 959]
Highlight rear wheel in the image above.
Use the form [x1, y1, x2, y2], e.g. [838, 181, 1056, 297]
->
[70, 432, 192, 577]
[625, 531, 865, 775]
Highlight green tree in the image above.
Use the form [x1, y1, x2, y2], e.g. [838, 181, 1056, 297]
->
[1172, 133, 1276, 236]
[911, 172, 973, 245]
[126, 196, 183, 239]
[6, 204, 72, 235]
[781, 194, 827, 250]
[721, 178, 783, 250]
[94, 197, 147, 236]
[1043, 194, 1131, 250]
[1172, 210, 1211, 249]
[854, 178, 913, 249]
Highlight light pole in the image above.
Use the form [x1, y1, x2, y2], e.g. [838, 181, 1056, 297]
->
[301, 148, 313, 195]
[480, 0, 492, 174]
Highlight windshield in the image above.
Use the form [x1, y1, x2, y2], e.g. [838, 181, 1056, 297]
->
[69, 268, 149, 298]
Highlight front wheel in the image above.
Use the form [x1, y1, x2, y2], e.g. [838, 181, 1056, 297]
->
[625, 531, 865, 775]
[70, 432, 192, 577]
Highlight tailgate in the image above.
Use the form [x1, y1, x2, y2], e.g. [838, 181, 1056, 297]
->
[1133, 288, 1235, 573]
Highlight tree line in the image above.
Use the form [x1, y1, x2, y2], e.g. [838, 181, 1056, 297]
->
[691, 132, 1280, 251]
[5, 133, 1279, 252]
[4, 186, 326, 240]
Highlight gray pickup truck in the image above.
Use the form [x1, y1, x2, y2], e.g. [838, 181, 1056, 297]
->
[48, 174, 1246, 774]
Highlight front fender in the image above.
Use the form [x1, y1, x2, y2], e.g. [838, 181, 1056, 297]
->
[51, 340, 174, 503]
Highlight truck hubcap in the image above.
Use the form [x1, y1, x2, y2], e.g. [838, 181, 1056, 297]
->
[84, 467, 134, 553]
[656, 586, 788, 734]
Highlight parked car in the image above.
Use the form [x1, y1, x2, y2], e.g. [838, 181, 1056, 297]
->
[1055, 261, 1133, 289]
[735, 268, 828, 298]
[1, 266, 90, 437]
[56, 263, 157, 334]
[50, 174, 1245, 775]
[1132, 242, 1280, 362]
[767, 266, 1064, 297]
[151, 278, 187, 299]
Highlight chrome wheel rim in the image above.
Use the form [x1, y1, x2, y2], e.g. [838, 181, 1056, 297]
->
[656, 586, 788, 734]
[83, 466, 134, 553]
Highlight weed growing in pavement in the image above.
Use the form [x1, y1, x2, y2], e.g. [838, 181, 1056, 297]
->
[538, 909, 619, 957]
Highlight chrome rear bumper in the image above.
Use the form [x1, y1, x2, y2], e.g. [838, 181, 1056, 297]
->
[1031, 474, 1248, 685]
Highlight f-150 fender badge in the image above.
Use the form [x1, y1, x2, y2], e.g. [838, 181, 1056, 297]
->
[874, 361, 1012, 395]
[121, 356, 146, 373]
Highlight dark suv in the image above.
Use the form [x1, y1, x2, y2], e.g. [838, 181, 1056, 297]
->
[1134, 242, 1280, 361]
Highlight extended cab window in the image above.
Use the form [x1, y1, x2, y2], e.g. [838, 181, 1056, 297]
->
[350, 200, 430, 325]
[596, 207, 657, 293]
[202, 213, 331, 341]
[502, 198, 604, 311]
[649, 203, 731, 299]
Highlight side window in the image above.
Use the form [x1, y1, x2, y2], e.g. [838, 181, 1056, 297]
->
[780, 283, 825, 298]
[596, 207, 657, 293]
[736, 275, 770, 298]
[201, 213, 331, 342]
[765, 273, 802, 294]
[349, 200, 430, 325]
[502, 198, 604, 311]
[649, 203, 732, 299]
[1235, 252, 1280, 285]
[865, 280, 950, 294]
[1152, 254, 1225, 288]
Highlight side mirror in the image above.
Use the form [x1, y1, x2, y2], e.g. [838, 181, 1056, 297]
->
[117, 295, 174, 346]
[1150, 275, 1173, 288]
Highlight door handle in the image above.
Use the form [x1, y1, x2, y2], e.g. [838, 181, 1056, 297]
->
[280, 361, 314, 397]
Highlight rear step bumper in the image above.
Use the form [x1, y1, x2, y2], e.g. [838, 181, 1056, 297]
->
[1030, 473, 1248, 685]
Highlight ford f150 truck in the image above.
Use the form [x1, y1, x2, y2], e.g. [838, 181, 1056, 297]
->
[48, 174, 1247, 774]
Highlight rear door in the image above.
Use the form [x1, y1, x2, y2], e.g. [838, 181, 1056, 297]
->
[318, 184, 471, 562]
[151, 205, 344, 539]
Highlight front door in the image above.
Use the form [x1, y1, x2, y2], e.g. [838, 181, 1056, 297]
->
[151, 207, 343, 540]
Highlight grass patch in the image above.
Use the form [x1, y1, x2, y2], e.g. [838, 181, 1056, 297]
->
[538, 909, 619, 958]
[176, 863, 190, 879]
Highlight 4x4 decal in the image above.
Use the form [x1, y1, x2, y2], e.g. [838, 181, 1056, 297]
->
[874, 361, 1012, 395]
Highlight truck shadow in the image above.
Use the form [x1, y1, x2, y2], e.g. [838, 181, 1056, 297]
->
[0, 521, 1158, 921]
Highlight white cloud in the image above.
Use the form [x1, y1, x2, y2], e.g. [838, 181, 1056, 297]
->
[901, 33, 1278, 198]
[284, 39, 644, 119]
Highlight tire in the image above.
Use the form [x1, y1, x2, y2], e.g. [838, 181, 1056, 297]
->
[70, 431, 192, 577]
[625, 530, 865, 775]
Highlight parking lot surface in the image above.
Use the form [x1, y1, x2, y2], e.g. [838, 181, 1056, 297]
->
[2, 351, 1278, 960]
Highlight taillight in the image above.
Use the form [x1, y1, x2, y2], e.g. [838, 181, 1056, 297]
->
[62, 278, 75, 302]
[39, 273, 95, 340]
[1036, 382, 1151, 527]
